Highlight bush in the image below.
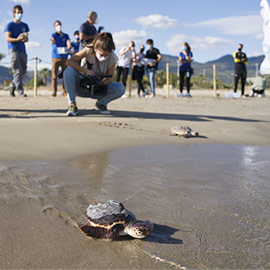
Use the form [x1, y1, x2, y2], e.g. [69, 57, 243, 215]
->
[28, 78, 43, 88]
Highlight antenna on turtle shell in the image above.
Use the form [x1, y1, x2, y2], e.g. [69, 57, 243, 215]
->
[121, 187, 145, 204]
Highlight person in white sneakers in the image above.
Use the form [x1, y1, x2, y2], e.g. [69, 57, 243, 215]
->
[116, 41, 136, 88]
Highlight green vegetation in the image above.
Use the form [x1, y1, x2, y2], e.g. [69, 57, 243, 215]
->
[39, 68, 50, 86]
[124, 69, 233, 90]
[0, 53, 5, 62]
[27, 78, 43, 88]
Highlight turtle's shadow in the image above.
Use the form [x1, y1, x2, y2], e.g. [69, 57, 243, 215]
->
[145, 224, 183, 244]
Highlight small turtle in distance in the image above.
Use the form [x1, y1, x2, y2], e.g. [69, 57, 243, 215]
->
[80, 200, 154, 241]
[171, 125, 199, 138]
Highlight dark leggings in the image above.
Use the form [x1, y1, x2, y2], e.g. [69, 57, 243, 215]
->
[179, 70, 191, 93]
[136, 69, 145, 95]
[116, 66, 129, 87]
[234, 71, 247, 96]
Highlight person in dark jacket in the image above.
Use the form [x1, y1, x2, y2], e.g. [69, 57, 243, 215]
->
[233, 43, 248, 97]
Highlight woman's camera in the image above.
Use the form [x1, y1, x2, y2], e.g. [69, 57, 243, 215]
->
[80, 74, 112, 95]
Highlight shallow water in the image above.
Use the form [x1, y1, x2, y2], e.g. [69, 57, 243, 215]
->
[0, 144, 270, 269]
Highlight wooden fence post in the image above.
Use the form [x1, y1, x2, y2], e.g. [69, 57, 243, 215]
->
[34, 56, 38, 97]
[166, 63, 170, 98]
[128, 62, 134, 98]
[213, 64, 216, 97]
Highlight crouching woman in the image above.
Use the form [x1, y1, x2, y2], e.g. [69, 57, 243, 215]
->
[64, 32, 125, 116]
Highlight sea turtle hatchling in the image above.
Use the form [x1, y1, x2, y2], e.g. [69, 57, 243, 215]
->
[80, 200, 154, 240]
[171, 125, 199, 138]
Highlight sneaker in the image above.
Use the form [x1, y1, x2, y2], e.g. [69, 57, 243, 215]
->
[185, 93, 192, 98]
[175, 93, 183, 97]
[95, 101, 111, 115]
[66, 104, 78, 116]
[9, 84, 15, 97]
[257, 94, 265, 98]
[18, 92, 27, 97]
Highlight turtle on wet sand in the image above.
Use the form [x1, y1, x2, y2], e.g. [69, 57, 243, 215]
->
[80, 200, 154, 241]
[171, 125, 199, 138]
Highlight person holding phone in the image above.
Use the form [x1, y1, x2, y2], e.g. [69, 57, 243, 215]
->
[50, 20, 72, 97]
[178, 42, 193, 97]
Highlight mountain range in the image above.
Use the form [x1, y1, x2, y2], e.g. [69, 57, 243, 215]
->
[0, 54, 265, 86]
[159, 54, 264, 85]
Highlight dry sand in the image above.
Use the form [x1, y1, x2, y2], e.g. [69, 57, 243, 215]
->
[0, 88, 269, 161]
[0, 88, 270, 269]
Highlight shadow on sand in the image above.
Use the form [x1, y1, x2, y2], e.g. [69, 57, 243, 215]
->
[0, 108, 266, 123]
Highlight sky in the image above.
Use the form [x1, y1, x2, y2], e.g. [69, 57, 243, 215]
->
[0, 0, 265, 70]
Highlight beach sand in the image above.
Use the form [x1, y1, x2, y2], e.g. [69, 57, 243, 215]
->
[0, 88, 270, 269]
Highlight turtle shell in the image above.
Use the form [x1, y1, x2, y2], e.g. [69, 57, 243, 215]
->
[85, 200, 136, 228]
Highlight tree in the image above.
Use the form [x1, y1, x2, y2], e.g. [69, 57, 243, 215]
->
[39, 68, 51, 86]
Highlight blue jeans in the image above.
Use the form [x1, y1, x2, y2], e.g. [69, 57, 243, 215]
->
[64, 67, 125, 106]
[147, 67, 156, 95]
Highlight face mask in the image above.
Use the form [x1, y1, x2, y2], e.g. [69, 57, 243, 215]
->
[96, 52, 109, 62]
[146, 45, 152, 50]
[75, 37, 80, 42]
[140, 48, 144, 53]
[15, 13, 22, 21]
[182, 46, 187, 51]
[55, 25, 61, 33]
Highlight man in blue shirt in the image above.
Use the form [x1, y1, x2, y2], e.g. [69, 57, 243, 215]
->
[71, 31, 80, 54]
[79, 11, 99, 51]
[50, 20, 71, 97]
[4, 5, 29, 97]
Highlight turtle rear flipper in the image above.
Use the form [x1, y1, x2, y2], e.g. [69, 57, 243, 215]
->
[80, 224, 120, 240]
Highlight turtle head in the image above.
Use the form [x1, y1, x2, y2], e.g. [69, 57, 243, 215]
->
[125, 220, 154, 239]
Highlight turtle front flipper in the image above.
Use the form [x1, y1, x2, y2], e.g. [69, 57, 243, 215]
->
[80, 224, 120, 241]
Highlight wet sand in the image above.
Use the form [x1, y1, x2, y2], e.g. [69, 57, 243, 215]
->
[0, 89, 270, 269]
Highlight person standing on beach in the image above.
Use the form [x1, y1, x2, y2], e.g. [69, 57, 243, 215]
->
[79, 11, 100, 50]
[116, 41, 136, 89]
[71, 31, 80, 54]
[233, 43, 248, 97]
[178, 42, 193, 97]
[4, 5, 29, 97]
[145, 39, 162, 97]
[50, 20, 71, 97]
[133, 45, 146, 97]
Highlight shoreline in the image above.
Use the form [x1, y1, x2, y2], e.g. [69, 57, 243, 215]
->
[0, 88, 269, 162]
[1, 89, 270, 269]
